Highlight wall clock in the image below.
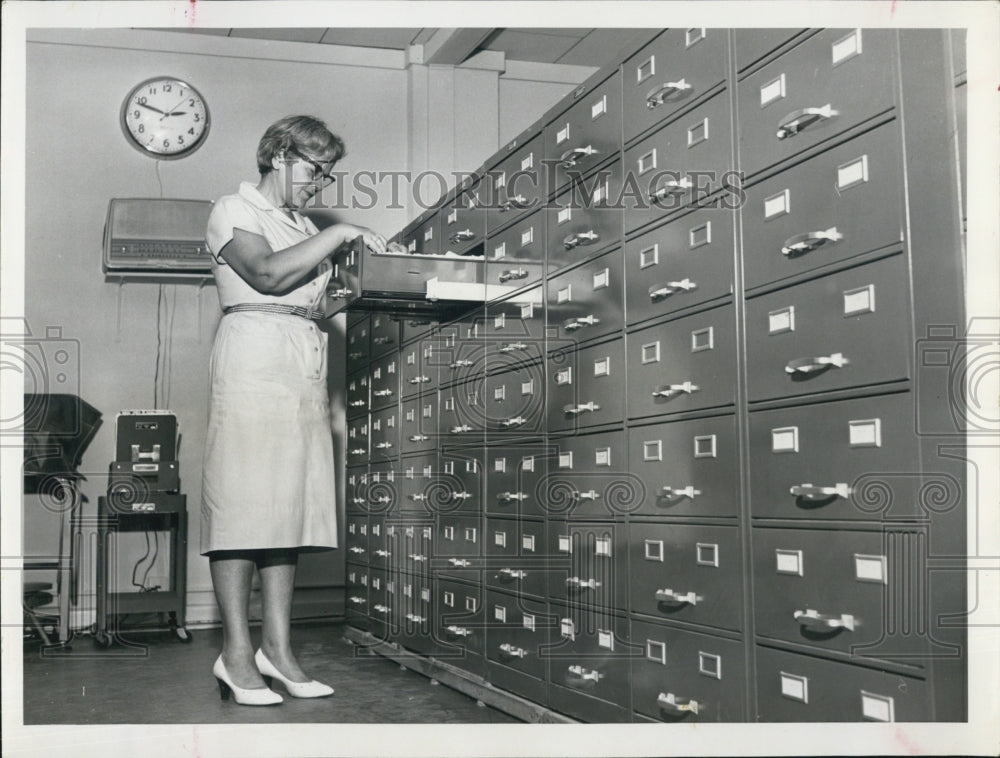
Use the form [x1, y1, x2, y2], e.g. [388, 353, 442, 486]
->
[120, 76, 211, 159]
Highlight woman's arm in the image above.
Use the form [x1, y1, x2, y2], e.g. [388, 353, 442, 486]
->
[219, 223, 387, 295]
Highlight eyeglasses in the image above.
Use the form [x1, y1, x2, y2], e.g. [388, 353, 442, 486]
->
[287, 148, 337, 186]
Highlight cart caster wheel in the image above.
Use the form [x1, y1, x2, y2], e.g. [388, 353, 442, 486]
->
[175, 627, 192, 643]
[95, 632, 113, 648]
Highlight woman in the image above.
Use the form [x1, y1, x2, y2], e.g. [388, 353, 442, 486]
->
[202, 115, 396, 705]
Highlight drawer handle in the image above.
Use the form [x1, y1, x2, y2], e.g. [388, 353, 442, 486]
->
[408, 553, 427, 563]
[408, 375, 431, 384]
[563, 230, 600, 250]
[794, 608, 856, 632]
[563, 401, 601, 415]
[785, 352, 850, 375]
[348, 351, 365, 360]
[329, 287, 353, 299]
[373, 389, 393, 397]
[405, 613, 427, 623]
[351, 497, 365, 505]
[446, 625, 472, 637]
[448, 559, 472, 568]
[373, 604, 390, 615]
[781, 227, 844, 257]
[558, 145, 599, 168]
[563, 315, 601, 332]
[349, 448, 367, 455]
[498, 491, 527, 502]
[790, 482, 853, 500]
[374, 549, 391, 557]
[375, 496, 392, 504]
[408, 493, 426, 501]
[500, 195, 530, 212]
[450, 491, 473, 501]
[374, 442, 393, 450]
[348, 400, 366, 408]
[498, 268, 529, 283]
[568, 665, 603, 683]
[499, 643, 528, 658]
[652, 382, 700, 398]
[574, 489, 602, 501]
[449, 359, 474, 369]
[566, 576, 601, 590]
[657, 692, 700, 715]
[501, 417, 527, 427]
[450, 425, 473, 434]
[450, 229, 476, 244]
[656, 588, 700, 606]
[650, 177, 693, 202]
[660, 485, 701, 502]
[776, 104, 839, 140]
[348, 596, 366, 605]
[408, 434, 429, 442]
[499, 342, 528, 353]
[649, 279, 697, 301]
[373, 336, 392, 345]
[499, 568, 528, 579]
[645, 78, 692, 109]
[348, 546, 366, 554]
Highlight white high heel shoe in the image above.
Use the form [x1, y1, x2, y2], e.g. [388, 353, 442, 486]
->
[254, 649, 335, 698]
[213, 655, 283, 706]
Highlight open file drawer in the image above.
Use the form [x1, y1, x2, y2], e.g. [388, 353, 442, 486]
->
[327, 237, 508, 318]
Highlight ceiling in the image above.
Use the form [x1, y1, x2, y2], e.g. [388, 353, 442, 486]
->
[166, 27, 647, 68]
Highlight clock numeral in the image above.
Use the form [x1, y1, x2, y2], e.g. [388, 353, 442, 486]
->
[163, 139, 170, 149]
[193, 114, 200, 122]
[188, 127, 196, 136]
[137, 96, 147, 105]
[137, 124, 145, 133]
[133, 110, 140, 119]
[178, 136, 185, 145]
[163, 84, 172, 92]
[189, 99, 195, 107]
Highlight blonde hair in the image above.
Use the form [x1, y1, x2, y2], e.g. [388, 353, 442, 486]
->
[256, 115, 346, 175]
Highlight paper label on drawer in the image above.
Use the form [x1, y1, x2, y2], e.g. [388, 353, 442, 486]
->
[444, 525, 455, 541]
[598, 629, 614, 650]
[444, 591, 454, 607]
[595, 537, 612, 557]
[407, 239, 416, 253]
[696, 542, 719, 567]
[559, 535, 573, 553]
[348, 523, 356, 535]
[494, 605, 506, 622]
[832, 29, 863, 66]
[521, 152, 534, 171]
[687, 118, 709, 148]
[464, 527, 477, 543]
[637, 149, 657, 176]
[591, 95, 607, 120]
[639, 244, 659, 269]
[644, 540, 664, 562]
[556, 124, 571, 145]
[494, 457, 507, 473]
[861, 691, 894, 722]
[443, 461, 455, 476]
[520, 302, 535, 320]
[561, 618, 575, 639]
[764, 189, 790, 220]
[780, 672, 809, 702]
[849, 418, 882, 448]
[646, 638, 667, 664]
[465, 596, 477, 612]
[760, 73, 787, 107]
[494, 530, 507, 548]
[405, 351, 416, 366]
[386, 416, 396, 428]
[557, 285, 572, 303]
[494, 172, 506, 190]
[637, 55, 655, 83]
[556, 367, 573, 385]
[372, 576, 381, 589]
[694, 434, 717, 459]
[493, 242, 507, 260]
[522, 534, 536, 552]
[771, 426, 800, 453]
[403, 583, 412, 597]
[689, 222, 712, 249]
[520, 227, 534, 247]
[769, 306, 795, 335]
[775, 548, 804, 576]
[421, 588, 431, 603]
[698, 652, 722, 679]
[445, 397, 455, 411]
[691, 327, 714, 352]
[558, 452, 574, 469]
[686, 27, 706, 46]
[595, 447, 612, 467]
[424, 227, 434, 242]
[557, 207, 573, 225]
[837, 155, 869, 190]
[447, 209, 457, 225]
[843, 284, 876, 316]
[523, 614, 536, 631]
[594, 357, 611, 376]
[494, 385, 506, 402]
[422, 405, 433, 419]
[644, 440, 663, 462]
[854, 554, 888, 584]
[522, 455, 535, 472]
[405, 408, 416, 422]
[592, 268, 610, 290]
[521, 379, 535, 396]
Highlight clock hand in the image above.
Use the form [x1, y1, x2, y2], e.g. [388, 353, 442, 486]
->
[137, 102, 167, 115]
[160, 94, 192, 120]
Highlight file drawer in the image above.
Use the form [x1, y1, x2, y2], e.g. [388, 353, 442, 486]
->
[370, 312, 401, 358]
[400, 338, 438, 398]
[484, 363, 546, 438]
[627, 305, 737, 419]
[367, 568, 389, 639]
[625, 207, 735, 326]
[630, 522, 743, 632]
[442, 184, 486, 255]
[485, 517, 548, 599]
[544, 71, 622, 192]
[346, 416, 369, 467]
[400, 315, 439, 345]
[485, 134, 544, 233]
[738, 29, 897, 177]
[749, 393, 926, 521]
[346, 371, 370, 418]
[438, 449, 483, 514]
[628, 414, 739, 518]
[547, 161, 624, 274]
[345, 516, 369, 565]
[547, 339, 626, 433]
[486, 590, 552, 683]
[399, 211, 440, 256]
[398, 522, 435, 576]
[346, 566, 369, 628]
[544, 431, 633, 519]
[369, 516, 394, 569]
[369, 351, 400, 411]
[624, 90, 734, 233]
[547, 247, 625, 344]
[734, 29, 811, 73]
[631, 619, 747, 722]
[398, 454, 436, 514]
[396, 573, 438, 655]
[745, 253, 912, 402]
[400, 395, 438, 455]
[742, 120, 904, 291]
[755, 646, 930, 721]
[437, 578, 486, 667]
[548, 521, 629, 612]
[485, 443, 549, 519]
[547, 606, 631, 722]
[438, 318, 484, 389]
[623, 28, 728, 143]
[345, 467, 370, 514]
[438, 381, 485, 442]
[486, 211, 546, 292]
[753, 526, 933, 661]
[368, 464, 398, 515]
[369, 405, 399, 463]
[346, 316, 370, 374]
[437, 515, 484, 579]
[484, 287, 546, 373]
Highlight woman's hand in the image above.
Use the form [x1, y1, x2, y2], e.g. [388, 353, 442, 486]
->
[335, 224, 388, 254]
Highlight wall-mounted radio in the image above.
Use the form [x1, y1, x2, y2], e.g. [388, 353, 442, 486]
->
[103, 198, 214, 276]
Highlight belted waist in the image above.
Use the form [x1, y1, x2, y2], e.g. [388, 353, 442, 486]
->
[223, 303, 325, 321]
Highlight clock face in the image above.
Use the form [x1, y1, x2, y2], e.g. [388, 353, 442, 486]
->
[120, 77, 210, 159]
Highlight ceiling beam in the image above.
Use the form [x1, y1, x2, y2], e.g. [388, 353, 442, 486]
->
[423, 28, 497, 65]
